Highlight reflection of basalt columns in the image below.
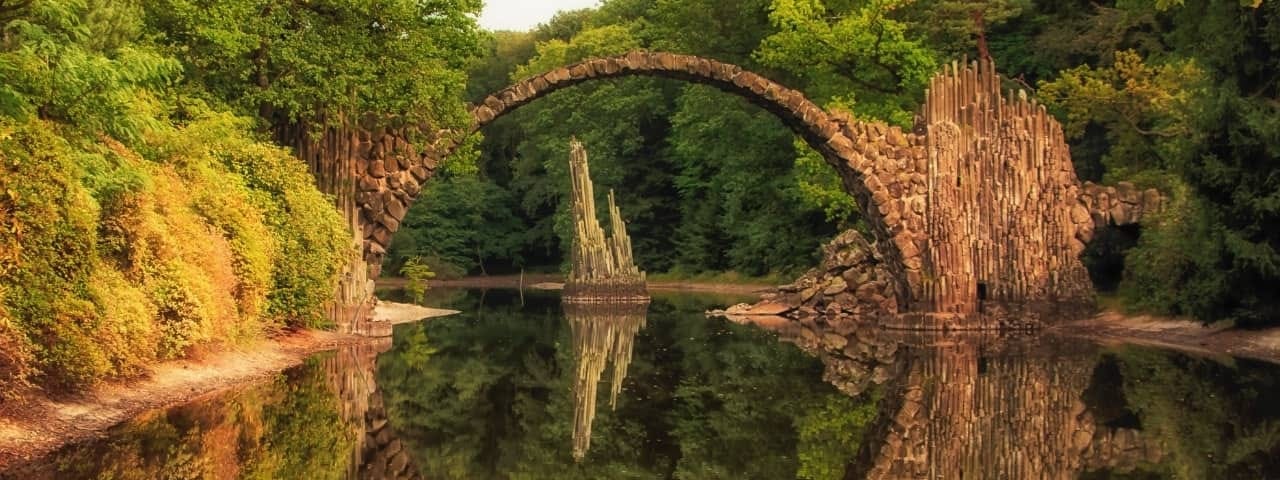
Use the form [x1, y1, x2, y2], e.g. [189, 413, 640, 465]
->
[320, 339, 422, 480]
[565, 139, 647, 299]
[856, 338, 1163, 479]
[566, 301, 649, 461]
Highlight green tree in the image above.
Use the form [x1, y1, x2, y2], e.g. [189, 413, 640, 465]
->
[754, 0, 939, 125]
[143, 0, 483, 132]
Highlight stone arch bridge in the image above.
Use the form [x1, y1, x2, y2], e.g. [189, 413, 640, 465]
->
[305, 51, 1159, 330]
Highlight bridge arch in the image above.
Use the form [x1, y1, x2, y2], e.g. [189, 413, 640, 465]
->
[352, 52, 1114, 330]
[465, 51, 918, 307]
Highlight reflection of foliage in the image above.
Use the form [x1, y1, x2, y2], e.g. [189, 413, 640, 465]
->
[16, 357, 353, 479]
[796, 391, 881, 480]
[376, 289, 876, 479]
[1108, 348, 1280, 479]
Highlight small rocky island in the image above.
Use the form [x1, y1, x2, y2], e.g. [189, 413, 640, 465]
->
[562, 139, 648, 301]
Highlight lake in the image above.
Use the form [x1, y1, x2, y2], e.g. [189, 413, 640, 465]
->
[6, 288, 1280, 479]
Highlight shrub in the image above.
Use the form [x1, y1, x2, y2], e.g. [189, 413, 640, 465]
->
[0, 112, 350, 390]
[168, 113, 350, 328]
[400, 257, 436, 304]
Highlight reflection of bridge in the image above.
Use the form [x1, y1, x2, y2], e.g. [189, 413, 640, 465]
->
[296, 50, 1160, 330]
[321, 340, 422, 480]
[564, 301, 650, 461]
[858, 339, 1162, 479]
[731, 314, 1164, 479]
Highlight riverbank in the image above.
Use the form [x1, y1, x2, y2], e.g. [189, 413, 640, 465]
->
[378, 275, 776, 295]
[1058, 311, 1280, 365]
[0, 302, 455, 469]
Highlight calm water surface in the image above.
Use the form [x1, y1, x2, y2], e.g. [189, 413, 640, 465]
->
[7, 288, 1280, 479]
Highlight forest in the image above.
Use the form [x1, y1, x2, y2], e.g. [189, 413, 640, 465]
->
[0, 0, 1278, 397]
[388, 0, 1280, 327]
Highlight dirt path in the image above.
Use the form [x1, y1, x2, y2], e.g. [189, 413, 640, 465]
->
[378, 275, 776, 295]
[0, 302, 453, 469]
[1056, 311, 1280, 365]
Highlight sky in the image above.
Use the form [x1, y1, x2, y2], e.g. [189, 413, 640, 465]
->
[478, 0, 602, 31]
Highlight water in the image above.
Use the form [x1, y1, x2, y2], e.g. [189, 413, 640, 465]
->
[7, 288, 1280, 479]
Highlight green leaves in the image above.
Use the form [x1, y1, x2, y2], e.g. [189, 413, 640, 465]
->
[143, 0, 484, 130]
[755, 0, 938, 125]
[1039, 50, 1206, 180]
[0, 1, 181, 142]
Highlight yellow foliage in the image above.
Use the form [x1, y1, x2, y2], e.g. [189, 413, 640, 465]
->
[1038, 50, 1206, 180]
[89, 266, 157, 376]
[0, 112, 347, 391]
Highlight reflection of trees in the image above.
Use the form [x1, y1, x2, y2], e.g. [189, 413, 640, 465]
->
[563, 301, 649, 461]
[373, 290, 868, 479]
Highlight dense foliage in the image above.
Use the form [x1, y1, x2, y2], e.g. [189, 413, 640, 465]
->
[0, 0, 482, 395]
[142, 0, 483, 131]
[2, 0, 1277, 399]
[389, 0, 1278, 326]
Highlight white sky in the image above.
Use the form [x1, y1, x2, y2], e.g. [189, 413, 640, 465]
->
[479, 0, 603, 31]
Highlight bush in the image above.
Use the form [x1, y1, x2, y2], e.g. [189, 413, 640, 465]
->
[167, 113, 350, 328]
[1119, 189, 1237, 324]
[400, 257, 436, 304]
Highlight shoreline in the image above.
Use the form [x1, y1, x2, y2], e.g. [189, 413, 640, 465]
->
[1055, 310, 1280, 365]
[0, 302, 455, 470]
[378, 275, 776, 296]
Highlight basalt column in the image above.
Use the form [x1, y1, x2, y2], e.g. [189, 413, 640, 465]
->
[275, 122, 372, 333]
[564, 139, 647, 299]
[277, 120, 443, 334]
[898, 59, 1096, 329]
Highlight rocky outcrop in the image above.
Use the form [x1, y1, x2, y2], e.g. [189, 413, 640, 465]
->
[1077, 181, 1165, 238]
[564, 140, 647, 299]
[737, 230, 898, 324]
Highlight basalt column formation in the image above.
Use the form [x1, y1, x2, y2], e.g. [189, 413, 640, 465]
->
[902, 58, 1097, 328]
[274, 120, 445, 334]
[564, 139, 647, 299]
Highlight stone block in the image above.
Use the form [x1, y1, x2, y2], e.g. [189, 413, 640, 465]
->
[368, 160, 387, 178]
[387, 197, 407, 221]
[410, 166, 430, 182]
